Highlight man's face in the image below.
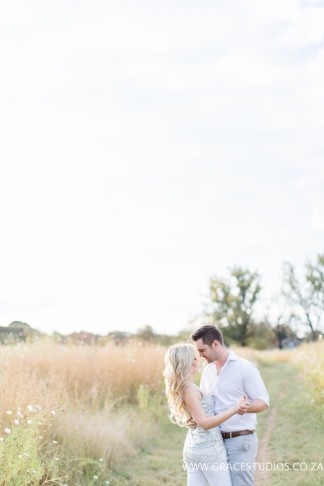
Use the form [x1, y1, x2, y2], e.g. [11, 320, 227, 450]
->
[194, 338, 219, 363]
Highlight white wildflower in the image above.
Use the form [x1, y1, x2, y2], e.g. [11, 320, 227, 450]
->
[4, 428, 11, 434]
[14, 419, 20, 426]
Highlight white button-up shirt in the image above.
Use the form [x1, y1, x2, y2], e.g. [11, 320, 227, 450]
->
[200, 350, 269, 432]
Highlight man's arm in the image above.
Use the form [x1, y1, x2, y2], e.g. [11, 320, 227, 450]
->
[244, 398, 268, 413]
[242, 363, 270, 414]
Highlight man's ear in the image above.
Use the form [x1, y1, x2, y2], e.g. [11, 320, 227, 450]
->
[211, 340, 219, 349]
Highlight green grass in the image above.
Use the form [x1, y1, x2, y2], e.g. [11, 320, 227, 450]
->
[109, 361, 324, 486]
[2, 358, 322, 486]
[259, 362, 324, 486]
[107, 386, 187, 485]
[0, 414, 63, 485]
[107, 412, 186, 486]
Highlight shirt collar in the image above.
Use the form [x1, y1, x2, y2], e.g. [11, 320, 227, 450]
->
[227, 350, 238, 361]
[203, 349, 238, 372]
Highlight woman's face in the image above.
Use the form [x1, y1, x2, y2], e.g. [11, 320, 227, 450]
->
[191, 355, 199, 375]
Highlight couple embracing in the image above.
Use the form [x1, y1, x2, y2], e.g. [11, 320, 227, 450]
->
[164, 325, 269, 486]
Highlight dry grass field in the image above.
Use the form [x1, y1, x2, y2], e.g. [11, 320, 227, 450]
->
[0, 341, 166, 485]
[0, 340, 323, 485]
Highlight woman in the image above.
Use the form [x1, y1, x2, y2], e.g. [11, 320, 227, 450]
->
[163, 343, 247, 486]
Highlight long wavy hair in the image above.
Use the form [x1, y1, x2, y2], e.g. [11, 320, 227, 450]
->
[163, 343, 195, 428]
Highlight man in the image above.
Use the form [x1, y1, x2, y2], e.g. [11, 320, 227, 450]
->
[192, 324, 269, 486]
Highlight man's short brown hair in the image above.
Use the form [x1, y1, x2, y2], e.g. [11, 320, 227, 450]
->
[191, 325, 224, 346]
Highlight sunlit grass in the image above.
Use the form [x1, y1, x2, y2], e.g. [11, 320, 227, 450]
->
[292, 341, 324, 413]
[0, 341, 166, 485]
[0, 405, 63, 485]
[1, 339, 323, 484]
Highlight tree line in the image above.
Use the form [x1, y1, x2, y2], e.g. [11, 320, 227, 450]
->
[204, 253, 324, 348]
[1, 253, 323, 349]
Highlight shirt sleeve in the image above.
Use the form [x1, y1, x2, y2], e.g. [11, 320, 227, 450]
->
[242, 364, 270, 406]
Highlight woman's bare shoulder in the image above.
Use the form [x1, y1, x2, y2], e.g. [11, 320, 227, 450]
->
[183, 383, 202, 400]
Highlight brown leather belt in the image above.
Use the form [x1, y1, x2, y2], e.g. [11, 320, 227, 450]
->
[221, 429, 255, 440]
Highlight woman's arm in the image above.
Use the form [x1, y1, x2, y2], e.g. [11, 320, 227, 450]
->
[183, 387, 243, 431]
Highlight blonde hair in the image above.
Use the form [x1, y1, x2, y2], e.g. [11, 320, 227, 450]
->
[163, 343, 195, 428]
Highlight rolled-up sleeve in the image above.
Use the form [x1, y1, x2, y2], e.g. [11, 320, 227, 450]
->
[243, 364, 270, 406]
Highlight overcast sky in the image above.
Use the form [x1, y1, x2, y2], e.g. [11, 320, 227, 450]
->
[0, 0, 323, 335]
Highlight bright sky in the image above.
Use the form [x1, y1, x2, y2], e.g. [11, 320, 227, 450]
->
[1, 0, 323, 335]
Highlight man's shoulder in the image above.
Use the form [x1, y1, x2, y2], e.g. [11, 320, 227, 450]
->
[228, 351, 257, 370]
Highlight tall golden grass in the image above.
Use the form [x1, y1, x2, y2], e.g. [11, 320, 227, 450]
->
[0, 341, 166, 484]
[1, 339, 323, 484]
[292, 341, 324, 407]
[0, 341, 165, 408]
[232, 345, 296, 364]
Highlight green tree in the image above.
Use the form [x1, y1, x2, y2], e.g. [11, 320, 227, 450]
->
[283, 257, 324, 341]
[306, 253, 324, 316]
[206, 266, 261, 346]
[136, 324, 156, 342]
[246, 321, 277, 350]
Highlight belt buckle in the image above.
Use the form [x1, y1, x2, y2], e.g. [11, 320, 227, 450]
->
[229, 432, 233, 438]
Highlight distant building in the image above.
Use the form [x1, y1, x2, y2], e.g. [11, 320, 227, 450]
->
[67, 331, 101, 345]
[107, 331, 132, 346]
[281, 336, 303, 349]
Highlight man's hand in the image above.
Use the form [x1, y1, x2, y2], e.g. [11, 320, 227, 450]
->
[236, 395, 250, 415]
[186, 417, 197, 429]
[243, 398, 268, 413]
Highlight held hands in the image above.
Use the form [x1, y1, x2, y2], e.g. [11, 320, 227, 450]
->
[236, 395, 250, 415]
[186, 394, 251, 429]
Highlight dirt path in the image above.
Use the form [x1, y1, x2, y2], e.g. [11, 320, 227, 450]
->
[111, 361, 324, 486]
[255, 405, 277, 484]
[254, 387, 285, 485]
